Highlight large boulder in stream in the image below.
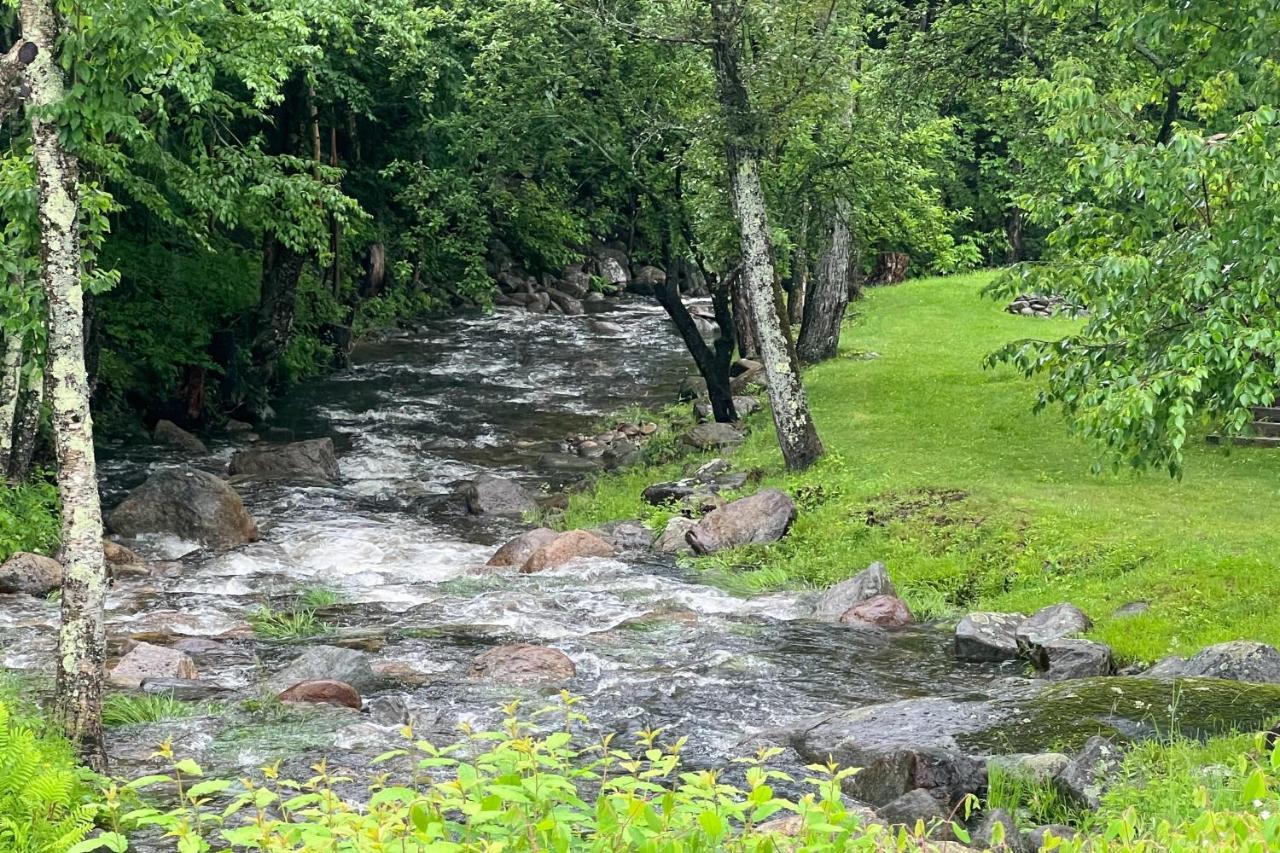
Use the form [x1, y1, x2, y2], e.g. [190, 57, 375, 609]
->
[470, 644, 576, 687]
[954, 613, 1024, 662]
[462, 474, 539, 516]
[108, 467, 258, 549]
[521, 530, 616, 573]
[1015, 603, 1092, 653]
[487, 528, 560, 568]
[229, 438, 340, 482]
[266, 645, 379, 695]
[790, 676, 1280, 807]
[687, 489, 796, 555]
[153, 419, 208, 455]
[109, 642, 198, 688]
[813, 562, 896, 622]
[0, 552, 63, 595]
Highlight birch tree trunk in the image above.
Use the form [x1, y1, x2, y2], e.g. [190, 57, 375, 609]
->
[797, 200, 853, 364]
[20, 0, 108, 768]
[710, 0, 824, 471]
[8, 364, 43, 481]
[0, 325, 23, 474]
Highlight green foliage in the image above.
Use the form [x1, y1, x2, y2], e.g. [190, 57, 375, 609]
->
[0, 478, 60, 563]
[0, 702, 115, 853]
[102, 694, 206, 728]
[989, 0, 1280, 474]
[297, 586, 342, 609]
[567, 274, 1280, 663]
[249, 605, 327, 641]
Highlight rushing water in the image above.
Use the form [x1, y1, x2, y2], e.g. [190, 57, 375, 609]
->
[4, 300, 1010, 786]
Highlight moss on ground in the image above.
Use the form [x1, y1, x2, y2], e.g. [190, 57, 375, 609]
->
[565, 273, 1280, 664]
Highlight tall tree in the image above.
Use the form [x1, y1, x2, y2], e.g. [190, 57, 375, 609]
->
[17, 0, 108, 766]
[708, 0, 824, 470]
[797, 200, 853, 363]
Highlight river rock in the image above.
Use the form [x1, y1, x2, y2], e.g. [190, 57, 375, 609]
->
[470, 644, 576, 687]
[1054, 736, 1124, 809]
[683, 422, 745, 450]
[278, 679, 362, 710]
[153, 419, 208, 455]
[537, 452, 602, 474]
[1113, 601, 1150, 618]
[522, 530, 616, 573]
[140, 678, 226, 701]
[487, 528, 560, 568]
[108, 467, 259, 549]
[1023, 825, 1078, 849]
[229, 438, 340, 482]
[102, 538, 145, 567]
[110, 642, 197, 688]
[655, 516, 698, 555]
[985, 752, 1071, 786]
[687, 489, 797, 555]
[591, 520, 651, 553]
[694, 396, 761, 423]
[546, 288, 584, 316]
[840, 594, 913, 628]
[955, 613, 1023, 662]
[463, 474, 538, 516]
[875, 787, 947, 829]
[0, 552, 62, 595]
[813, 562, 896, 622]
[1032, 639, 1114, 680]
[267, 645, 378, 695]
[643, 480, 700, 505]
[792, 697, 986, 806]
[1015, 603, 1092, 653]
[1143, 640, 1280, 684]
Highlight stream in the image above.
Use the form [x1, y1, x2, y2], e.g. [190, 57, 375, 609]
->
[2, 300, 1008, 790]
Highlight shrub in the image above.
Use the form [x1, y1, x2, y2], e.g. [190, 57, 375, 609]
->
[0, 478, 60, 563]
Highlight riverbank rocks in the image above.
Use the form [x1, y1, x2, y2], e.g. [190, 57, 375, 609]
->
[840, 594, 914, 628]
[267, 645, 378, 695]
[730, 359, 766, 394]
[955, 613, 1024, 662]
[1055, 736, 1124, 808]
[1015, 603, 1092, 654]
[687, 489, 796, 555]
[153, 419, 208, 455]
[876, 788, 947, 829]
[694, 396, 761, 423]
[683, 422, 745, 450]
[103, 538, 145, 568]
[229, 438, 340, 482]
[591, 520, 651, 553]
[522, 530, 616, 573]
[463, 474, 538, 516]
[562, 422, 658, 467]
[1006, 294, 1083, 318]
[0, 552, 62, 595]
[655, 517, 697, 555]
[278, 679, 362, 710]
[1143, 640, 1280, 684]
[108, 467, 258, 549]
[1032, 639, 1114, 680]
[109, 642, 198, 688]
[487, 528, 560, 568]
[791, 677, 1280, 807]
[813, 562, 896, 622]
[470, 644, 576, 687]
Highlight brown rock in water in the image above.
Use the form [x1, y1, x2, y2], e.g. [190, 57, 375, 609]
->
[110, 642, 197, 688]
[0, 552, 62, 595]
[108, 467, 258, 549]
[686, 489, 797, 555]
[102, 538, 145, 566]
[470, 644, 576, 687]
[521, 530, 615, 573]
[229, 438, 340, 482]
[278, 679, 362, 709]
[487, 528, 560, 568]
[840, 594, 914, 628]
[153, 419, 208, 455]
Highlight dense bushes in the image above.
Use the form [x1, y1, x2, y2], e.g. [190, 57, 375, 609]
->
[0, 478, 59, 563]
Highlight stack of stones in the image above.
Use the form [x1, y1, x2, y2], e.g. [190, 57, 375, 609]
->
[1007, 294, 1085, 318]
[562, 421, 659, 464]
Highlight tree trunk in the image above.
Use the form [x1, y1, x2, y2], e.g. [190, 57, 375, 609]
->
[797, 201, 853, 364]
[21, 0, 108, 769]
[249, 232, 307, 393]
[653, 258, 737, 423]
[731, 274, 759, 360]
[8, 364, 43, 481]
[1005, 205, 1024, 264]
[0, 324, 23, 474]
[870, 251, 909, 285]
[787, 203, 810, 329]
[710, 0, 824, 471]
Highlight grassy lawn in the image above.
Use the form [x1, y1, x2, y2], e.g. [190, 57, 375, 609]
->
[566, 272, 1280, 664]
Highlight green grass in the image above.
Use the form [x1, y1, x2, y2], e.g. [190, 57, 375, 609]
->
[249, 605, 327, 640]
[565, 273, 1280, 663]
[298, 586, 342, 609]
[102, 693, 207, 727]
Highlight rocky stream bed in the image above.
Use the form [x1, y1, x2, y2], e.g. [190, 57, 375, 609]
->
[3, 299, 1279, 847]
